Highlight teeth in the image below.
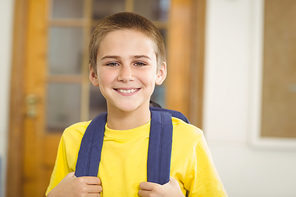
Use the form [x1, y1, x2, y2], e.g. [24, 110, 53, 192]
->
[118, 89, 137, 93]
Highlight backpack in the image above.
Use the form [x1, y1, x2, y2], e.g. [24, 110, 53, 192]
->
[75, 107, 189, 185]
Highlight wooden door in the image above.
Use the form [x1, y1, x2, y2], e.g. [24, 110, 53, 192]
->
[8, 0, 106, 196]
[22, 0, 61, 196]
[6, 0, 205, 196]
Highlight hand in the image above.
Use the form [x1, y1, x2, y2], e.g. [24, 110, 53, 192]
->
[138, 177, 185, 197]
[47, 172, 102, 197]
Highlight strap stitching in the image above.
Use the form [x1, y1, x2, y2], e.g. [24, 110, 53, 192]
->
[159, 113, 165, 182]
[86, 119, 97, 176]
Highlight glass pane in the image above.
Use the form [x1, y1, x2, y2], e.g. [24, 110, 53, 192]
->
[151, 85, 165, 108]
[52, 0, 84, 18]
[47, 83, 81, 132]
[159, 28, 167, 46]
[92, 0, 125, 20]
[89, 84, 107, 119]
[134, 0, 170, 21]
[158, 28, 168, 65]
[48, 27, 83, 75]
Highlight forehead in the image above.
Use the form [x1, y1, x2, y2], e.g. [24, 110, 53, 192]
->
[101, 29, 155, 46]
[98, 29, 157, 57]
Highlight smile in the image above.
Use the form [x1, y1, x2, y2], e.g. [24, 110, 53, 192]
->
[118, 89, 137, 93]
[114, 88, 140, 94]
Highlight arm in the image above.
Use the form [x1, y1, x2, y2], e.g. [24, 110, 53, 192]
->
[138, 177, 184, 197]
[139, 121, 228, 197]
[47, 172, 102, 197]
[185, 133, 228, 197]
[46, 123, 103, 196]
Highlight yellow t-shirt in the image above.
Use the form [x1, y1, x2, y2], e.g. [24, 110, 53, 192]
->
[46, 117, 227, 196]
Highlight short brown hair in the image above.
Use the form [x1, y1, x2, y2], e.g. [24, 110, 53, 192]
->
[89, 12, 166, 73]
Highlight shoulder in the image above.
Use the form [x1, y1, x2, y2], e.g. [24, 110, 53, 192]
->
[62, 121, 91, 144]
[57, 121, 92, 169]
[172, 117, 203, 144]
[65, 121, 91, 132]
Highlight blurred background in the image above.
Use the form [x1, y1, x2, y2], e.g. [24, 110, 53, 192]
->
[1, 0, 296, 196]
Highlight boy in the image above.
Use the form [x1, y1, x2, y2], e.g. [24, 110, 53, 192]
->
[46, 12, 227, 197]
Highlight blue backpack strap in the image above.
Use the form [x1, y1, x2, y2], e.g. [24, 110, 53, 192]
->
[147, 110, 173, 184]
[75, 108, 183, 184]
[75, 112, 107, 177]
[150, 106, 189, 123]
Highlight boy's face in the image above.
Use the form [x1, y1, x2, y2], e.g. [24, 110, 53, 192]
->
[89, 29, 166, 113]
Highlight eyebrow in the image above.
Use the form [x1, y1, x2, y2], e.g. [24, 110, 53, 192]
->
[134, 55, 151, 60]
[101, 55, 151, 60]
[101, 55, 120, 60]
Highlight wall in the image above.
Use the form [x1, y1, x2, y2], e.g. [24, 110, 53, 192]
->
[1, 0, 296, 197]
[0, 0, 14, 196]
[204, 0, 296, 196]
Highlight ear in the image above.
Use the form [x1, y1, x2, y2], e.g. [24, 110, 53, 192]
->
[89, 64, 100, 87]
[155, 62, 167, 85]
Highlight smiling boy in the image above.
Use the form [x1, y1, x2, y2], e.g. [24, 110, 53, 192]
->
[91, 29, 165, 130]
[46, 12, 227, 197]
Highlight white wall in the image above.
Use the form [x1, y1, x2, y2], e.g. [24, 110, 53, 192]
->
[0, 0, 14, 196]
[204, 0, 296, 196]
[1, 0, 296, 197]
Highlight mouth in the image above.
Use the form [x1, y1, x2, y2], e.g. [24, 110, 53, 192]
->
[114, 88, 141, 95]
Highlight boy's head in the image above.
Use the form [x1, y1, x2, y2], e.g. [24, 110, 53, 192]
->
[89, 12, 166, 73]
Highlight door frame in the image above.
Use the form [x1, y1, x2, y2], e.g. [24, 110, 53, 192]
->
[6, 0, 206, 196]
[6, 0, 28, 196]
[166, 0, 206, 127]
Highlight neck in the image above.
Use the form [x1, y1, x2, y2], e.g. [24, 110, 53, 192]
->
[106, 105, 151, 130]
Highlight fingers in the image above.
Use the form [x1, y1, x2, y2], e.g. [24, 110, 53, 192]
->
[139, 181, 159, 191]
[139, 177, 184, 197]
[74, 173, 102, 194]
[48, 172, 103, 197]
[139, 182, 162, 197]
[80, 176, 101, 185]
[76, 175, 102, 194]
[87, 184, 103, 193]
[138, 189, 152, 197]
[88, 194, 102, 197]
[140, 177, 176, 191]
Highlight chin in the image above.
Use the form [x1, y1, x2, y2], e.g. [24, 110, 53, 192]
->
[111, 101, 149, 113]
[117, 105, 141, 112]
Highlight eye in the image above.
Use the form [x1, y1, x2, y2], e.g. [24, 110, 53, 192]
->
[106, 62, 119, 67]
[134, 62, 147, 66]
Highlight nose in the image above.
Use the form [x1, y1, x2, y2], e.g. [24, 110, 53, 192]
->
[118, 65, 134, 82]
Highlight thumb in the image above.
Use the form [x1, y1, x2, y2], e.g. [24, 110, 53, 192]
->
[169, 177, 179, 186]
[66, 172, 76, 178]
[167, 177, 184, 196]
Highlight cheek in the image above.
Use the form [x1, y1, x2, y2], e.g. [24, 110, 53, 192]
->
[144, 72, 158, 87]
[97, 71, 113, 98]
[97, 69, 114, 85]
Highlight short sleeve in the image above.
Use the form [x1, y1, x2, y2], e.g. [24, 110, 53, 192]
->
[45, 122, 87, 196]
[185, 134, 228, 197]
[45, 134, 71, 196]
